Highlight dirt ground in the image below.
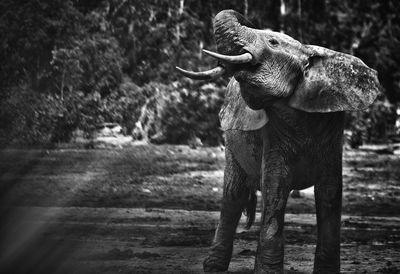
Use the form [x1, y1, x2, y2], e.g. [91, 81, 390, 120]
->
[0, 144, 399, 273]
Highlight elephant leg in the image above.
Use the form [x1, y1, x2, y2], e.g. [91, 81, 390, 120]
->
[255, 153, 291, 274]
[203, 148, 251, 272]
[313, 165, 342, 273]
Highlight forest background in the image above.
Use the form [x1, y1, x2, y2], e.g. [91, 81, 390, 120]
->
[0, 0, 399, 147]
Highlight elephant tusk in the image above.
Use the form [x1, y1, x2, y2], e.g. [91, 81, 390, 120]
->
[203, 49, 253, 64]
[175, 66, 226, 80]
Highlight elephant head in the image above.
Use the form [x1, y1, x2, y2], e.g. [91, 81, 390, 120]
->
[177, 10, 380, 130]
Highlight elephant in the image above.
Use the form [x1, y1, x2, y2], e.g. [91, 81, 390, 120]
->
[176, 10, 380, 274]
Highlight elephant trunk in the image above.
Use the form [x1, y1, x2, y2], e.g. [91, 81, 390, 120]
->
[213, 10, 256, 56]
[175, 10, 256, 80]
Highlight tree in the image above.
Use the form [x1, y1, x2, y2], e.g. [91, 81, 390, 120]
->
[0, 0, 83, 92]
[0, 0, 399, 146]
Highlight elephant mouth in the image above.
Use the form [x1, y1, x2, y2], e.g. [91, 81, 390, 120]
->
[175, 10, 266, 81]
[175, 49, 254, 80]
[176, 48, 303, 101]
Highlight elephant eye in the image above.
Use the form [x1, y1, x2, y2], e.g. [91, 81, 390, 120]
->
[268, 38, 279, 46]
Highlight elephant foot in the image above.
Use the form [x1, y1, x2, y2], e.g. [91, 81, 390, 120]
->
[254, 259, 284, 274]
[203, 255, 230, 272]
[313, 257, 340, 274]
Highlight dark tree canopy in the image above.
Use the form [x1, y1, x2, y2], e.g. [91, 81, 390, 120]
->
[0, 0, 398, 146]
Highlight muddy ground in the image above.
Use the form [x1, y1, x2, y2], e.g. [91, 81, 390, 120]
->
[0, 145, 399, 273]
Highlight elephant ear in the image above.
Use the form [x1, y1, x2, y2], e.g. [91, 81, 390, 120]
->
[220, 79, 268, 131]
[288, 46, 380, 113]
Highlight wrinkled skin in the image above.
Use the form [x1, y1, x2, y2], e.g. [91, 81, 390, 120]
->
[206, 103, 345, 274]
[179, 10, 380, 274]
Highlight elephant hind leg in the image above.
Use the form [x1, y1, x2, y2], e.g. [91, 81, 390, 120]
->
[203, 148, 257, 272]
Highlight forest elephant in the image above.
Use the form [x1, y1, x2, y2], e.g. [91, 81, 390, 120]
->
[176, 10, 380, 274]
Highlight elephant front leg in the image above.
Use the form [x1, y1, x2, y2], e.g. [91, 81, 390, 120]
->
[255, 155, 291, 273]
[313, 165, 342, 273]
[203, 149, 250, 272]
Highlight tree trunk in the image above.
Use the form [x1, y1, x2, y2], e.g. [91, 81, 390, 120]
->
[179, 0, 184, 15]
[297, 0, 303, 41]
[198, 40, 203, 60]
[60, 69, 65, 100]
[175, 0, 185, 43]
[280, 0, 286, 32]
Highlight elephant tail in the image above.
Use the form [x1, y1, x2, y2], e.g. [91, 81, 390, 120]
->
[244, 189, 257, 229]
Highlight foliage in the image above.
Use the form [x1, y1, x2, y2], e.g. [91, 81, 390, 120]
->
[159, 82, 224, 145]
[345, 99, 397, 147]
[51, 35, 124, 96]
[0, 0, 398, 146]
[132, 81, 224, 145]
[0, 86, 64, 145]
[0, 0, 83, 91]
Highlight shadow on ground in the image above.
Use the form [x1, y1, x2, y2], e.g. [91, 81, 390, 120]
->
[0, 145, 399, 273]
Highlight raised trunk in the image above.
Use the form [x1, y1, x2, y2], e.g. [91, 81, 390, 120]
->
[213, 10, 255, 55]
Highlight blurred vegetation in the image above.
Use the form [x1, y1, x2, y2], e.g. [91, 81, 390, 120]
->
[0, 0, 399, 146]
